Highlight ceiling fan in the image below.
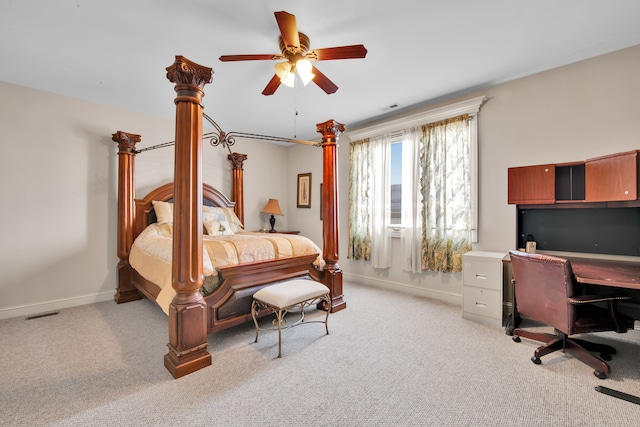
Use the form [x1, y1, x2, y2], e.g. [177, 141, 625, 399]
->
[219, 11, 367, 95]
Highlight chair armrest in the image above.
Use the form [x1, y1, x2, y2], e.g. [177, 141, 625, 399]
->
[568, 295, 631, 305]
[569, 295, 632, 333]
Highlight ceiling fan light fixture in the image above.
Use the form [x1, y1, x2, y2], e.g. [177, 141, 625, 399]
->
[220, 11, 366, 95]
[280, 71, 295, 87]
[296, 59, 315, 85]
[274, 61, 291, 79]
[299, 72, 315, 86]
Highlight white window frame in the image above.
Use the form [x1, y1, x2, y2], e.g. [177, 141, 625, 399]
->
[346, 96, 486, 242]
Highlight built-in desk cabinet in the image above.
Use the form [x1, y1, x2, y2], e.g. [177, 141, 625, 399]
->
[507, 164, 555, 205]
[585, 150, 639, 202]
[509, 149, 640, 258]
[508, 149, 639, 205]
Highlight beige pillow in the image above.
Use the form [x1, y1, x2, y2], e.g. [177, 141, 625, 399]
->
[203, 207, 244, 233]
[204, 219, 234, 236]
[155, 222, 173, 237]
[152, 200, 173, 224]
[203, 210, 226, 222]
[222, 207, 244, 233]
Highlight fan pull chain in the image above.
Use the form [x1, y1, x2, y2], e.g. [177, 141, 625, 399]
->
[293, 82, 298, 138]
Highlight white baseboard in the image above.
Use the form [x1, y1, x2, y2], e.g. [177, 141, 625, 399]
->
[343, 272, 463, 306]
[0, 291, 115, 321]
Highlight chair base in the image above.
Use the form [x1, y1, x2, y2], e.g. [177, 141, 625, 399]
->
[512, 328, 615, 379]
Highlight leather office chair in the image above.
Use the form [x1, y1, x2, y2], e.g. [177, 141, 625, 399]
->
[509, 250, 634, 379]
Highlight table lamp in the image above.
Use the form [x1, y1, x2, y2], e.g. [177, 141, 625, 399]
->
[261, 199, 283, 233]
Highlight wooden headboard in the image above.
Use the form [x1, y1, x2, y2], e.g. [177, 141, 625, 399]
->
[133, 182, 235, 239]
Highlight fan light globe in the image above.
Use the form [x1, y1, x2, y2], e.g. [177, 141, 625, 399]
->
[296, 59, 315, 85]
[281, 71, 295, 87]
[274, 62, 291, 79]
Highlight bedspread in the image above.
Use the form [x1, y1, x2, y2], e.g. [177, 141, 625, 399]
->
[128, 223, 323, 314]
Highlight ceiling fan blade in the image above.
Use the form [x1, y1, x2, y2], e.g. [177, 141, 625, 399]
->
[275, 11, 300, 50]
[219, 54, 282, 62]
[311, 65, 338, 94]
[262, 74, 281, 96]
[307, 44, 368, 61]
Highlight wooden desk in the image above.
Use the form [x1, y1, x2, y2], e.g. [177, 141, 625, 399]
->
[568, 257, 640, 290]
[507, 254, 640, 403]
[504, 255, 640, 335]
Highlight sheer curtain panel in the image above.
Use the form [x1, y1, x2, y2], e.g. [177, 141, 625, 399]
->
[401, 127, 424, 273]
[369, 134, 393, 268]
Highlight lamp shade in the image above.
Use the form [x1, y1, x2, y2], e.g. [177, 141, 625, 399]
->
[262, 199, 283, 215]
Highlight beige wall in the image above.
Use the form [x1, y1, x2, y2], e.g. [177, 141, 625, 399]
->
[287, 44, 640, 304]
[0, 81, 289, 319]
[1, 44, 638, 319]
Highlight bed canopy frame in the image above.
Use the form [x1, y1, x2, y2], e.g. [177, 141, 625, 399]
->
[112, 56, 344, 378]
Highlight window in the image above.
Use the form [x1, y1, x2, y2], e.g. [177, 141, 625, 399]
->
[390, 141, 402, 225]
[347, 96, 486, 273]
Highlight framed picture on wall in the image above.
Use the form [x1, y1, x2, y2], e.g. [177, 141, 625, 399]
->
[297, 173, 311, 208]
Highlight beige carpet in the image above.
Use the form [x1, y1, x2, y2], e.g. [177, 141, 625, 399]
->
[2, 283, 640, 426]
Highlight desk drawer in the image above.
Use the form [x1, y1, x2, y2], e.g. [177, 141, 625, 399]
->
[463, 259, 502, 291]
[463, 286, 501, 320]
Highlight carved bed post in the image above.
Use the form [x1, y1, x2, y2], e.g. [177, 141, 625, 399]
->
[228, 152, 247, 225]
[316, 120, 346, 312]
[112, 131, 143, 303]
[163, 56, 213, 378]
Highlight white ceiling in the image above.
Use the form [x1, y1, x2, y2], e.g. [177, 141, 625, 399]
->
[2, 1, 640, 141]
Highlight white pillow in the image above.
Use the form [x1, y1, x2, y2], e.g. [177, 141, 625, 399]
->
[204, 219, 234, 236]
[152, 200, 173, 224]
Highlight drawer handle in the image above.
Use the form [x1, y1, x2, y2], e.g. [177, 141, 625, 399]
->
[475, 274, 487, 280]
[475, 302, 487, 308]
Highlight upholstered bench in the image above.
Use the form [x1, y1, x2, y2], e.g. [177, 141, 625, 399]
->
[251, 279, 330, 358]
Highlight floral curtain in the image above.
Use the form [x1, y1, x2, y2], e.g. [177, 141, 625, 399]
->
[347, 135, 393, 268]
[348, 139, 371, 261]
[419, 114, 472, 273]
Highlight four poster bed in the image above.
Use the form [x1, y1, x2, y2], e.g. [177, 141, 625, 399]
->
[112, 56, 344, 378]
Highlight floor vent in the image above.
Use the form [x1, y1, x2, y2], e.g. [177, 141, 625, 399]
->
[26, 311, 60, 320]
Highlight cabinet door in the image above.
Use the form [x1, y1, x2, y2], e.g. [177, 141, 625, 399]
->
[585, 151, 638, 202]
[507, 164, 555, 204]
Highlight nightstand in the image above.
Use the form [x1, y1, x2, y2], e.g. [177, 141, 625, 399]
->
[255, 230, 300, 235]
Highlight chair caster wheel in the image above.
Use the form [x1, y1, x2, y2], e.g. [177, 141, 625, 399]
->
[594, 370, 607, 379]
[531, 356, 541, 365]
[512, 336, 521, 343]
[600, 352, 612, 361]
